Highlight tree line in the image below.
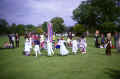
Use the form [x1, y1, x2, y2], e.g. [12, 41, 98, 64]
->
[0, 17, 73, 35]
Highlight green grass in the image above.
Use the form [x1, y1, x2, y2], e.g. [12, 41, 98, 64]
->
[0, 36, 120, 79]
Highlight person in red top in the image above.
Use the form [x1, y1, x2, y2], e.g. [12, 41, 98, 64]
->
[35, 34, 39, 40]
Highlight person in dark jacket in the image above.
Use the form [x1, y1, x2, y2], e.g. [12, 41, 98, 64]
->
[68, 32, 72, 40]
[106, 33, 112, 56]
[114, 32, 119, 48]
[101, 34, 105, 48]
[15, 33, 20, 48]
[8, 34, 14, 48]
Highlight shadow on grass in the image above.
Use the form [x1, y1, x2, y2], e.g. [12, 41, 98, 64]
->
[0, 47, 14, 50]
[104, 68, 120, 79]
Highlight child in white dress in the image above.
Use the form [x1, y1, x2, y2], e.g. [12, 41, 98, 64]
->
[47, 40, 54, 56]
[33, 40, 41, 57]
[24, 38, 31, 56]
[59, 38, 69, 56]
[80, 36, 87, 54]
[72, 39, 78, 55]
[29, 37, 32, 49]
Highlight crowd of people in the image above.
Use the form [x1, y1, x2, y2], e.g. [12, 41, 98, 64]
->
[4, 31, 120, 57]
[23, 32, 87, 57]
[94, 31, 120, 56]
[3, 33, 20, 48]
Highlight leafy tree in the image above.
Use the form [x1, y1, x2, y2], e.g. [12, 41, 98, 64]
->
[0, 19, 9, 34]
[72, 0, 120, 33]
[100, 22, 117, 33]
[25, 24, 36, 32]
[116, 18, 120, 32]
[36, 28, 43, 34]
[92, 0, 120, 22]
[16, 24, 25, 35]
[8, 23, 17, 33]
[42, 21, 48, 32]
[73, 3, 97, 32]
[73, 24, 86, 35]
[51, 17, 65, 33]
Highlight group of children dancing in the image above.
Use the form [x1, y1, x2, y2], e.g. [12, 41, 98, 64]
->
[24, 33, 87, 57]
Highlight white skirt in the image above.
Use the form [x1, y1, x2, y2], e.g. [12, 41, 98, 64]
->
[72, 45, 78, 53]
[24, 46, 31, 52]
[34, 45, 40, 52]
[60, 45, 69, 56]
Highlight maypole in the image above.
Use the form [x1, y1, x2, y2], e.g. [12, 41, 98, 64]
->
[47, 22, 54, 56]
[47, 22, 53, 42]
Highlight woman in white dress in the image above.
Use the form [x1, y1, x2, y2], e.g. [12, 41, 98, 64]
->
[29, 37, 32, 49]
[59, 38, 69, 56]
[24, 38, 31, 56]
[72, 40, 78, 55]
[80, 36, 87, 54]
[47, 40, 54, 56]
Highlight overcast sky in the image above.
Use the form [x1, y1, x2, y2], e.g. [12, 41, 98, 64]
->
[0, 0, 85, 26]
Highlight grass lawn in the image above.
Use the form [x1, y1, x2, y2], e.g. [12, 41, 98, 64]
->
[0, 36, 120, 79]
